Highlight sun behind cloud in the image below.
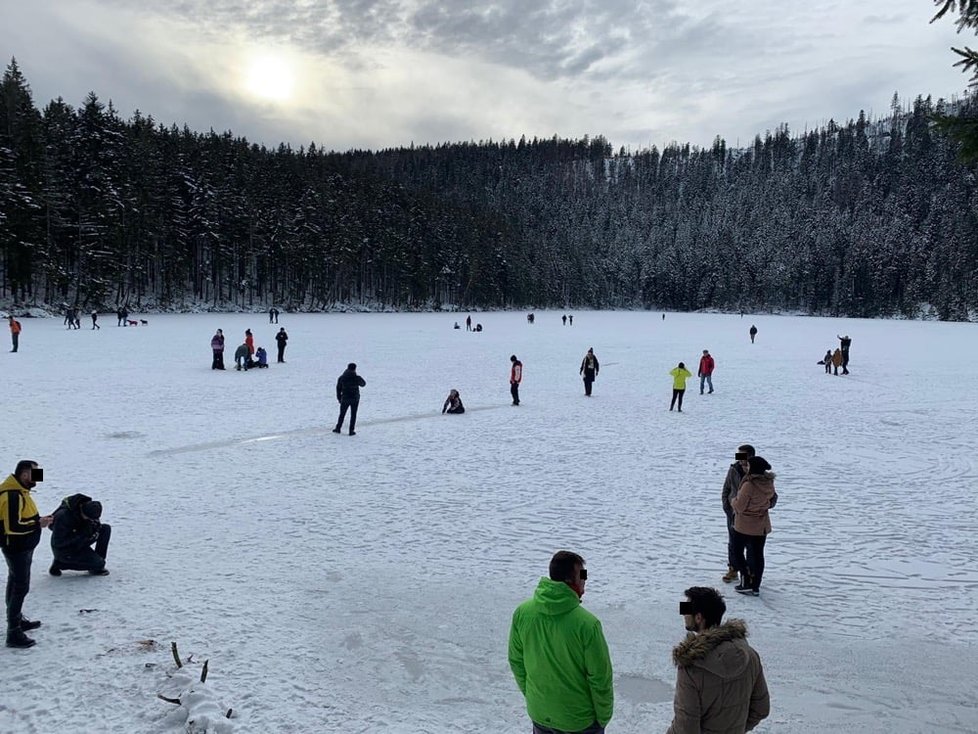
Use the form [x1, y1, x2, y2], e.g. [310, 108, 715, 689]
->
[242, 51, 295, 104]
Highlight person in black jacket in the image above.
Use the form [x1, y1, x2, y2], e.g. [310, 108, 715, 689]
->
[442, 389, 465, 414]
[1, 460, 53, 648]
[580, 347, 599, 396]
[49, 494, 110, 577]
[275, 327, 289, 363]
[333, 363, 366, 435]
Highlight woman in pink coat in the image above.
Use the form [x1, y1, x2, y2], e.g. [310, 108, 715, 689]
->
[731, 456, 778, 596]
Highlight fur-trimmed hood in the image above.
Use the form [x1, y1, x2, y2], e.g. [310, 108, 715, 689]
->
[672, 619, 752, 679]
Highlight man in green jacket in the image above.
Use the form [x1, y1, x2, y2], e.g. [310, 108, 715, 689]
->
[508, 551, 613, 733]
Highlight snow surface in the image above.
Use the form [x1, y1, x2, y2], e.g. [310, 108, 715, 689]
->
[1, 311, 977, 733]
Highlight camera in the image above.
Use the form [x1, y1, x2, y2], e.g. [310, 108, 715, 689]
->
[30, 468, 43, 482]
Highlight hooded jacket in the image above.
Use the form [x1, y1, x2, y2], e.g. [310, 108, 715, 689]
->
[698, 354, 715, 376]
[0, 474, 41, 551]
[670, 366, 693, 390]
[580, 353, 599, 378]
[732, 473, 777, 536]
[508, 578, 613, 731]
[51, 493, 100, 555]
[667, 619, 770, 734]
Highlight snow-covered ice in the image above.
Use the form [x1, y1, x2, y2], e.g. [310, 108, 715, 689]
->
[1, 311, 976, 733]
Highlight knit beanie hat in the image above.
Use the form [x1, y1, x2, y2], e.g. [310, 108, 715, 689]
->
[748, 456, 771, 475]
[81, 500, 102, 519]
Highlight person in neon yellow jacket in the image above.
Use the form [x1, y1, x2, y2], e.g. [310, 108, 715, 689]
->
[509, 551, 613, 733]
[670, 362, 693, 412]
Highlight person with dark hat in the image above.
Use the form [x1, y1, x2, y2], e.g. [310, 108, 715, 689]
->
[731, 457, 778, 596]
[442, 389, 465, 414]
[580, 348, 600, 396]
[333, 362, 366, 435]
[49, 494, 111, 577]
[1, 460, 53, 648]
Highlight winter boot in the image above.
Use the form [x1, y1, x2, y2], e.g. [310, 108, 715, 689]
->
[49, 562, 62, 576]
[332, 427, 341, 434]
[735, 586, 760, 596]
[722, 566, 738, 583]
[89, 568, 110, 576]
[6, 628, 36, 648]
[19, 617, 41, 631]
[734, 573, 753, 592]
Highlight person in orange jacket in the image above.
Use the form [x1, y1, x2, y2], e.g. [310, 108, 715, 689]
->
[245, 329, 255, 356]
[8, 316, 22, 353]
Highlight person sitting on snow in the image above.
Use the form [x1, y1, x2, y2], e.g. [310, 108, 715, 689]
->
[442, 389, 465, 414]
[255, 346, 269, 368]
[49, 494, 110, 576]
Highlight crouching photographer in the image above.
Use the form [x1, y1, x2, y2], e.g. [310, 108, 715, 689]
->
[49, 494, 110, 576]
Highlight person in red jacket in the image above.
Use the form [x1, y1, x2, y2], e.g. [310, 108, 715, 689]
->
[698, 349, 715, 394]
[244, 328, 255, 356]
[510, 355, 523, 406]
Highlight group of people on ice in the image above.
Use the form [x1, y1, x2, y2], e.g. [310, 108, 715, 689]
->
[819, 335, 853, 375]
[210, 326, 288, 370]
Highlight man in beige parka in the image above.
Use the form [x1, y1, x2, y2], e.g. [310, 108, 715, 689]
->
[667, 586, 770, 733]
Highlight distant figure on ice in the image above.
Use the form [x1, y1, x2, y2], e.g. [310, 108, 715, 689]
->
[474, 323, 483, 332]
[234, 343, 251, 371]
[580, 347, 599, 396]
[568, 314, 573, 326]
[275, 327, 288, 363]
[90, 311, 99, 330]
[749, 325, 758, 344]
[333, 363, 366, 436]
[819, 349, 832, 374]
[49, 494, 110, 577]
[120, 306, 128, 327]
[830, 348, 843, 376]
[669, 361, 692, 412]
[255, 347, 269, 368]
[442, 389, 465, 414]
[510, 355, 523, 406]
[245, 329, 254, 358]
[731, 456, 777, 597]
[466, 314, 472, 331]
[454, 321, 460, 329]
[211, 329, 225, 370]
[698, 349, 715, 394]
[8, 316, 21, 353]
[668, 586, 770, 733]
[527, 313, 535, 324]
[837, 334, 851, 374]
[662, 313, 666, 320]
[562, 314, 567, 326]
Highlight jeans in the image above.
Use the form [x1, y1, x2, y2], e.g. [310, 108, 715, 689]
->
[670, 388, 685, 410]
[700, 374, 713, 393]
[511, 383, 520, 405]
[533, 722, 604, 734]
[2, 547, 34, 631]
[336, 399, 360, 432]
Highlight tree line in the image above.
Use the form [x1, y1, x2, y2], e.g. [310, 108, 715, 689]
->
[1, 59, 976, 319]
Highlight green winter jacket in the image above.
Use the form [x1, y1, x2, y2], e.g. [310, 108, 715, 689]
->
[508, 578, 614, 731]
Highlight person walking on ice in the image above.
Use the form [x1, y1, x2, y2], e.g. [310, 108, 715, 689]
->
[820, 349, 832, 374]
[580, 348, 599, 396]
[670, 362, 692, 412]
[698, 349, 715, 394]
[8, 316, 21, 352]
[510, 355, 523, 406]
[830, 348, 843, 376]
[275, 327, 288, 363]
[749, 325, 757, 344]
[837, 334, 851, 374]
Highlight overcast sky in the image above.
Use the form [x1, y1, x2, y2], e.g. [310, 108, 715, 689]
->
[0, 0, 970, 152]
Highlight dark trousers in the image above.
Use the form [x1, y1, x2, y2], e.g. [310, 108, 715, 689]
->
[824, 361, 831, 374]
[2, 547, 34, 631]
[533, 722, 604, 734]
[841, 351, 850, 374]
[10, 333, 18, 352]
[336, 399, 360, 432]
[732, 531, 767, 590]
[54, 524, 111, 572]
[212, 350, 225, 370]
[277, 344, 286, 362]
[583, 370, 595, 396]
[670, 388, 685, 410]
[511, 382, 520, 405]
[726, 515, 742, 569]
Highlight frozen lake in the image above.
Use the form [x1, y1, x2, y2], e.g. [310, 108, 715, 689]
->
[2, 310, 977, 732]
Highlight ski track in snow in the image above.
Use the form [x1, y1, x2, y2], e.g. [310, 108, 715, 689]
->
[1, 311, 976, 733]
